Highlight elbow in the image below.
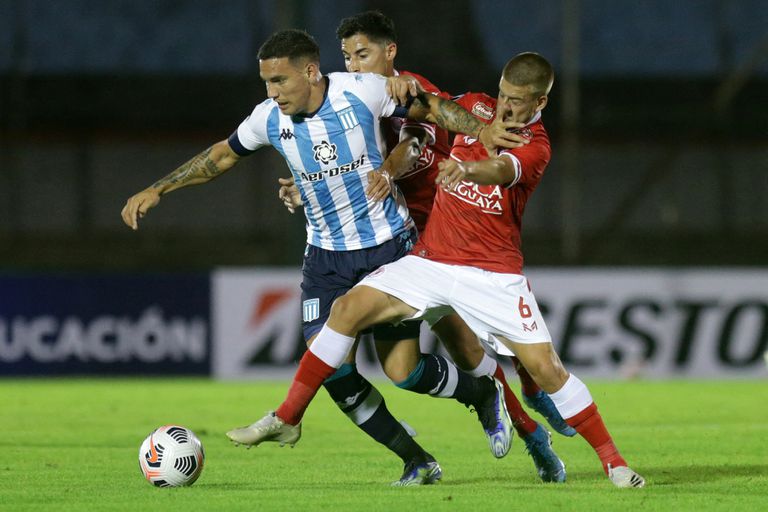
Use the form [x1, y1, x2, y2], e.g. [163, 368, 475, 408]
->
[212, 140, 240, 168]
[404, 136, 422, 158]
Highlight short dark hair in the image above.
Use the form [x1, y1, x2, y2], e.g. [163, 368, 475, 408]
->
[257, 29, 320, 63]
[336, 11, 396, 44]
[502, 52, 554, 97]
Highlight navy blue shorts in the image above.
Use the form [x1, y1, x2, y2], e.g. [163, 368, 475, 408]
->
[300, 229, 421, 341]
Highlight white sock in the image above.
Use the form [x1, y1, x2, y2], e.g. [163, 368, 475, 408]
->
[308, 325, 355, 368]
[548, 373, 593, 419]
[467, 352, 497, 378]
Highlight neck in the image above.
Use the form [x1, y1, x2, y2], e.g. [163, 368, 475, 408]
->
[305, 74, 327, 114]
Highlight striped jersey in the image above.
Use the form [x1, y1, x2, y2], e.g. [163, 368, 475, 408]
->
[228, 72, 414, 251]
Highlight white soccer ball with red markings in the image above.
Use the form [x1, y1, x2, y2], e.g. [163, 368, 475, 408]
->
[138, 425, 205, 487]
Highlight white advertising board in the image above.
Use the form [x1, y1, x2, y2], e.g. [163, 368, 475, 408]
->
[213, 268, 768, 379]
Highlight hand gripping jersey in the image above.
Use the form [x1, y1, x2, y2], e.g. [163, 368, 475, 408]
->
[229, 72, 414, 251]
[411, 92, 551, 274]
[382, 71, 451, 233]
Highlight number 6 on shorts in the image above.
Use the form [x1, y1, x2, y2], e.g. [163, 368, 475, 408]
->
[518, 296, 532, 318]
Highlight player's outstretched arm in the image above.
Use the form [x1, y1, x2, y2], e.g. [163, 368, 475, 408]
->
[406, 93, 528, 151]
[435, 157, 516, 192]
[121, 139, 241, 230]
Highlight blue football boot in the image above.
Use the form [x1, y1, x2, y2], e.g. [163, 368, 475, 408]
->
[474, 377, 514, 458]
[523, 390, 577, 437]
[523, 423, 566, 483]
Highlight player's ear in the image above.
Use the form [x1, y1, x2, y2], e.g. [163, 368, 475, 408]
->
[306, 61, 321, 82]
[535, 95, 548, 112]
[386, 42, 397, 62]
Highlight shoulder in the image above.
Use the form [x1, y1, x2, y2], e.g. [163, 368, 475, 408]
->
[239, 98, 280, 137]
[399, 70, 445, 96]
[329, 71, 386, 91]
[328, 72, 388, 107]
[452, 92, 496, 121]
[246, 98, 279, 121]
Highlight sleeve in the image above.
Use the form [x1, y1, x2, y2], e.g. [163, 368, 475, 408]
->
[498, 138, 551, 188]
[345, 72, 404, 119]
[451, 93, 477, 112]
[227, 100, 275, 156]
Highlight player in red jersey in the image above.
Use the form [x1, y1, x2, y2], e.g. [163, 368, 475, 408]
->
[294, 17, 576, 442]
[271, 12, 568, 483]
[257, 52, 645, 488]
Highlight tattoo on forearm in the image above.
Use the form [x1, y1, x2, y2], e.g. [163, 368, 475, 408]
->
[419, 93, 483, 137]
[151, 147, 222, 188]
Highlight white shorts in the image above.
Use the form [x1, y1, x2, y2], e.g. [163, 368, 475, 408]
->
[358, 255, 552, 356]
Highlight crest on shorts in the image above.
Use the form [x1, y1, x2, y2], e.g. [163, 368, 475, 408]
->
[368, 266, 385, 278]
[303, 298, 320, 322]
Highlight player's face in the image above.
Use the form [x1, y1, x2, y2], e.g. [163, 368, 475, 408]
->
[497, 78, 548, 124]
[259, 57, 317, 115]
[341, 34, 396, 76]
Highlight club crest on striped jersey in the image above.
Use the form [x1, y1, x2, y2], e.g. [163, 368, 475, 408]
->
[336, 106, 360, 131]
[313, 140, 338, 164]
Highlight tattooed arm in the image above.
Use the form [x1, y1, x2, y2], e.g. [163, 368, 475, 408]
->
[121, 139, 241, 230]
[405, 92, 526, 151]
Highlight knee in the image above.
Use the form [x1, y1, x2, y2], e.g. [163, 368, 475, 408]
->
[444, 342, 484, 372]
[523, 355, 568, 392]
[390, 354, 425, 389]
[384, 362, 413, 384]
[329, 294, 366, 332]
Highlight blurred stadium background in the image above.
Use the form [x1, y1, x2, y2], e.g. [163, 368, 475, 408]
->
[1, 0, 767, 380]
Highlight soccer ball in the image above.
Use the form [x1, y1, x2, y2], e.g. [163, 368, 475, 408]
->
[138, 425, 205, 487]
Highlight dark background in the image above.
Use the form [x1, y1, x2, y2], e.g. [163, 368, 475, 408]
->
[1, 0, 766, 271]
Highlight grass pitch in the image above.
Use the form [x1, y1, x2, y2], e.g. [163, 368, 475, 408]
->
[1, 378, 767, 511]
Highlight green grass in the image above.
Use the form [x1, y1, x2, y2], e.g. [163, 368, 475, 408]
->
[1, 379, 767, 511]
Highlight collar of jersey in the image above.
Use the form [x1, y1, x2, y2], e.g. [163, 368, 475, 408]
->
[490, 109, 542, 127]
[524, 110, 542, 126]
[291, 76, 330, 121]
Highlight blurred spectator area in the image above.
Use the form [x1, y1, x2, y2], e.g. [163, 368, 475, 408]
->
[1, 0, 767, 269]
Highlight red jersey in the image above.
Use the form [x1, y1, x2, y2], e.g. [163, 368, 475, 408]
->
[383, 70, 451, 233]
[411, 92, 551, 274]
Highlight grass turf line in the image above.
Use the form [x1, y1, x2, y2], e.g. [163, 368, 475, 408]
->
[1, 379, 767, 511]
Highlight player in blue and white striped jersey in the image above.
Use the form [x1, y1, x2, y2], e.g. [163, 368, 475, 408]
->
[229, 70, 413, 251]
[121, 28, 518, 485]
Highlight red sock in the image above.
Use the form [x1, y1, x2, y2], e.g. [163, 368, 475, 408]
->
[275, 350, 336, 425]
[567, 402, 627, 474]
[510, 356, 542, 396]
[493, 365, 537, 436]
